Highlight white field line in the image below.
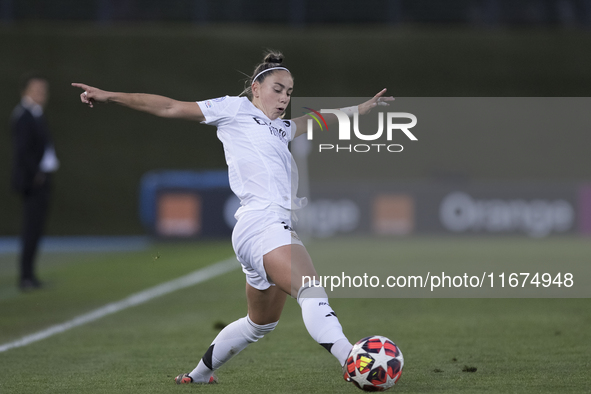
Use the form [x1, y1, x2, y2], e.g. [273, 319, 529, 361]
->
[0, 257, 238, 353]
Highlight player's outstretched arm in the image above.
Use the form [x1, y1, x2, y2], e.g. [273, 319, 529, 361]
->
[71, 83, 205, 122]
[292, 88, 394, 138]
[357, 88, 394, 115]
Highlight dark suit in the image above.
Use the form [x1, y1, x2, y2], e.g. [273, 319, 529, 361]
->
[10, 100, 55, 285]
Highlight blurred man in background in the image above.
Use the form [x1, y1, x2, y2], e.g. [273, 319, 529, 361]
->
[10, 74, 59, 291]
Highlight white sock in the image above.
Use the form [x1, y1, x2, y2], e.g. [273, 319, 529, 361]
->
[189, 315, 277, 382]
[188, 359, 214, 383]
[297, 282, 353, 365]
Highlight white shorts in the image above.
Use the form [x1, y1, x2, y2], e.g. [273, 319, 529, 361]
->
[232, 208, 304, 290]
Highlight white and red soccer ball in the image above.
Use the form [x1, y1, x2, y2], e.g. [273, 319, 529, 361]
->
[344, 336, 404, 392]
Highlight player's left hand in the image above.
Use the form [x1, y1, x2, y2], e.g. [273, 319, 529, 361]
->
[358, 89, 394, 115]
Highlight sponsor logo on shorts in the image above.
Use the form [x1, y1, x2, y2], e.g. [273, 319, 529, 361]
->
[282, 221, 300, 241]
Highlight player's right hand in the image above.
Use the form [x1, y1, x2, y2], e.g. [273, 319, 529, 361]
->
[71, 83, 109, 108]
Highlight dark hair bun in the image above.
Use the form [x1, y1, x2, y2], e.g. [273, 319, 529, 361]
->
[240, 50, 288, 99]
[264, 51, 284, 64]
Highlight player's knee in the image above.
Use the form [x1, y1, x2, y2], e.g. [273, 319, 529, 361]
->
[245, 315, 278, 342]
[296, 280, 328, 306]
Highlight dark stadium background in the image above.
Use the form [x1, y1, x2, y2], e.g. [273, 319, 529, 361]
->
[1, 0, 591, 236]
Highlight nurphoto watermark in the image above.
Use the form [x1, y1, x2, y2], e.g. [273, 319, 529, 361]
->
[292, 97, 419, 153]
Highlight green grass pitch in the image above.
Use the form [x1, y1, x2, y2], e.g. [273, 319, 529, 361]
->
[0, 237, 590, 393]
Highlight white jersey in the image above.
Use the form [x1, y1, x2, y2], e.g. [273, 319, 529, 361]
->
[197, 96, 307, 217]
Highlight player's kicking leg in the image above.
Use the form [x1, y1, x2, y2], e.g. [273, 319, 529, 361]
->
[263, 244, 354, 366]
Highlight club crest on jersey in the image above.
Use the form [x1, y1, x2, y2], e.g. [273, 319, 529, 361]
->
[252, 117, 289, 144]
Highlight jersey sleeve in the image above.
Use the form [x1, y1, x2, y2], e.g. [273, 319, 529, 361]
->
[196, 96, 241, 127]
[286, 119, 297, 141]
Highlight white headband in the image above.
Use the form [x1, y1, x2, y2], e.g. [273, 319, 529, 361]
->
[252, 67, 290, 83]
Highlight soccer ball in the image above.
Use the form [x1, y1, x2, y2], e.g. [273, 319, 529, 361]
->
[343, 336, 404, 392]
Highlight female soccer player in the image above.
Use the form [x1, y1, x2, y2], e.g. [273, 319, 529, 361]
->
[72, 51, 393, 385]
